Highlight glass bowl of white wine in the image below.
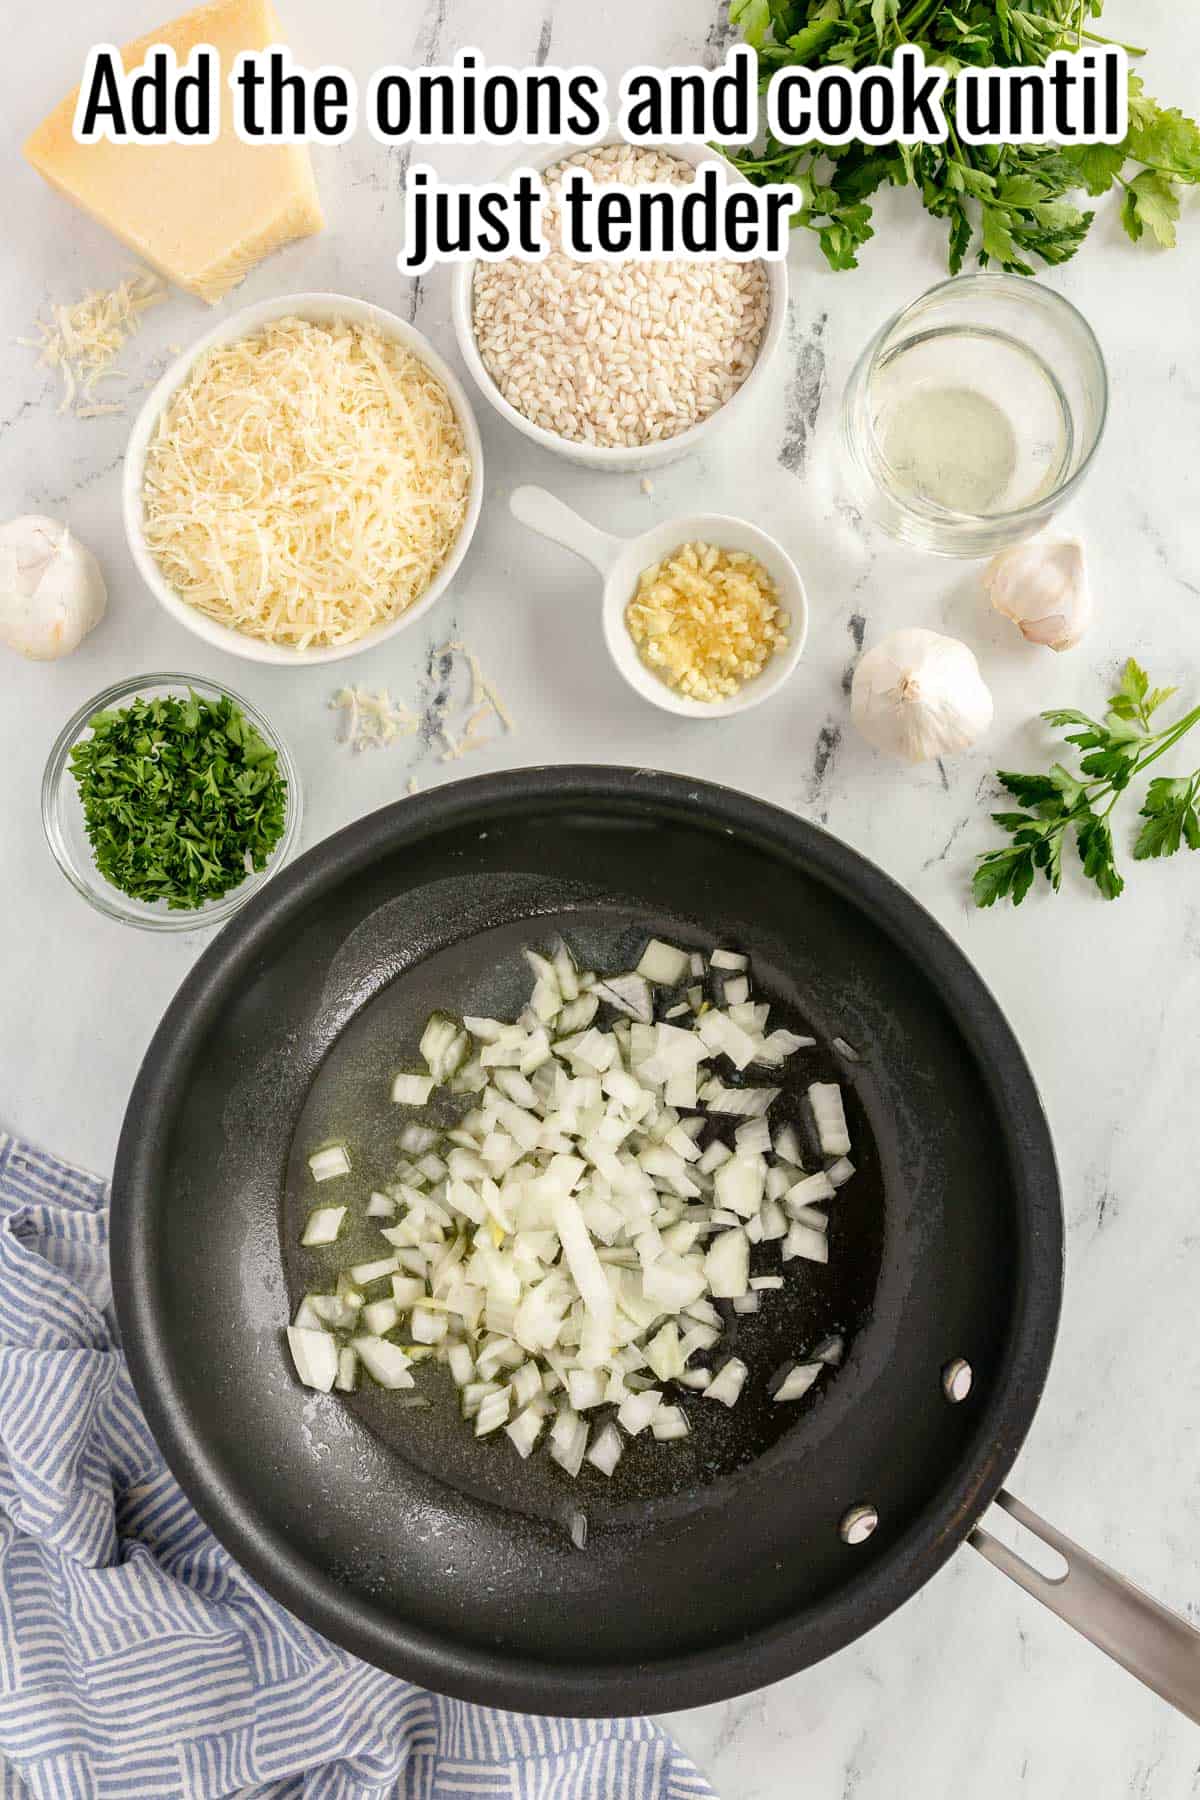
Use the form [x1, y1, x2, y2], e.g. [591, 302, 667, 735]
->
[840, 273, 1107, 557]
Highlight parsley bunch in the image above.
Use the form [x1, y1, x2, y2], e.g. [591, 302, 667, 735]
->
[729, 1, 1200, 273]
[974, 660, 1200, 907]
[69, 690, 288, 910]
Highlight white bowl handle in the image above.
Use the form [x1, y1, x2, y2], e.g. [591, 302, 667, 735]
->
[510, 487, 623, 578]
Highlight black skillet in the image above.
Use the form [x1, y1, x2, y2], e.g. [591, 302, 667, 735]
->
[111, 767, 1200, 1718]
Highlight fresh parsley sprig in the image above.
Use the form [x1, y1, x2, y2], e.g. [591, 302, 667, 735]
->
[69, 690, 288, 910]
[973, 660, 1200, 907]
[729, 2, 1200, 274]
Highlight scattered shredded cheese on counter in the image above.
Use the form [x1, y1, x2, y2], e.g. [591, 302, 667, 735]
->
[18, 272, 165, 416]
[329, 643, 514, 768]
[330, 687, 419, 752]
[432, 641, 514, 762]
[141, 316, 472, 651]
[625, 541, 789, 702]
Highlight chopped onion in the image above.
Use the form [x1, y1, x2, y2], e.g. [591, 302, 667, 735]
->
[651, 1405, 689, 1441]
[391, 1072, 436, 1106]
[567, 1368, 606, 1411]
[352, 1336, 415, 1389]
[301, 1205, 346, 1247]
[548, 1408, 589, 1478]
[362, 1298, 399, 1335]
[734, 1117, 772, 1156]
[705, 1357, 748, 1407]
[350, 1255, 401, 1286]
[703, 1227, 749, 1298]
[786, 1171, 836, 1210]
[335, 1346, 359, 1392]
[474, 1387, 511, 1435]
[557, 994, 599, 1033]
[697, 1139, 733, 1175]
[701, 1080, 780, 1117]
[399, 1124, 439, 1155]
[293, 935, 848, 1470]
[552, 942, 580, 1001]
[636, 939, 691, 986]
[788, 1204, 828, 1232]
[644, 1321, 684, 1381]
[505, 1406, 544, 1458]
[594, 974, 653, 1022]
[832, 1036, 861, 1062]
[684, 1296, 722, 1327]
[771, 1361, 823, 1403]
[782, 1222, 829, 1265]
[760, 1198, 788, 1240]
[773, 1124, 804, 1167]
[714, 1155, 765, 1219]
[679, 1322, 719, 1358]
[617, 1389, 663, 1435]
[308, 1145, 351, 1183]
[586, 1422, 625, 1475]
[827, 1157, 856, 1188]
[808, 1082, 851, 1158]
[287, 1326, 338, 1391]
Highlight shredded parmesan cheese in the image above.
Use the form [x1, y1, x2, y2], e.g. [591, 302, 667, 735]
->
[431, 642, 514, 761]
[141, 316, 472, 651]
[625, 541, 789, 701]
[18, 272, 165, 416]
[330, 687, 419, 752]
[328, 642, 513, 771]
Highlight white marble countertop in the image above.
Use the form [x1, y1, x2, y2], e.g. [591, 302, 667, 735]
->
[3, 2, 1200, 1793]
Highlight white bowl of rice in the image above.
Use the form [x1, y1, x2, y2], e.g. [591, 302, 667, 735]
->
[452, 139, 788, 472]
[123, 293, 483, 664]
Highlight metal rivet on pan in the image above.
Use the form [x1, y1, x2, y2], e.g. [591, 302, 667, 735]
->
[942, 1358, 974, 1403]
[840, 1504, 878, 1546]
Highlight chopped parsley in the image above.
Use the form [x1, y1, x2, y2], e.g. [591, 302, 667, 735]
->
[69, 690, 288, 910]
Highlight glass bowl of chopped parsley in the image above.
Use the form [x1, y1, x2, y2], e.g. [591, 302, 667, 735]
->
[42, 674, 301, 930]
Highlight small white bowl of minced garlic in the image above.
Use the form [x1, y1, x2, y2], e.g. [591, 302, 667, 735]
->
[509, 486, 808, 718]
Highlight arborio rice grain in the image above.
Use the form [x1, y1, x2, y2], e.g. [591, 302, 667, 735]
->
[471, 145, 770, 450]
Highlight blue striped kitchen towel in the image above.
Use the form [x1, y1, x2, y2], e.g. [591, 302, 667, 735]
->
[0, 1134, 716, 1800]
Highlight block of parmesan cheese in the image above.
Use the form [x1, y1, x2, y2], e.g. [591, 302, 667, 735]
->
[23, 0, 323, 303]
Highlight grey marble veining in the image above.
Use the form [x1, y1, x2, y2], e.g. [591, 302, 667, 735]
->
[2, 3, 1199, 1794]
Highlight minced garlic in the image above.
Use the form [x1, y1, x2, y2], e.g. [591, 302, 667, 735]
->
[625, 541, 788, 701]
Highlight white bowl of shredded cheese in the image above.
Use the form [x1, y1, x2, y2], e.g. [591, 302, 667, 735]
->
[123, 293, 484, 664]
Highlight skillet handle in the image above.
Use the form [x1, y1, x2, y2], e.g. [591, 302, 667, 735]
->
[970, 1489, 1200, 1724]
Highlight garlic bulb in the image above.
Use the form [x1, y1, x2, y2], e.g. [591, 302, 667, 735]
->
[851, 628, 993, 764]
[0, 515, 107, 660]
[984, 535, 1091, 652]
